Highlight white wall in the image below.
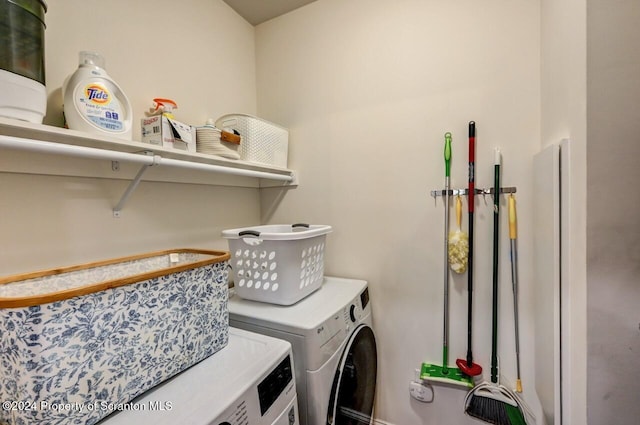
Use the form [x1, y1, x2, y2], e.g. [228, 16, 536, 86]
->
[0, 0, 260, 274]
[256, 1, 543, 424]
[586, 1, 640, 424]
[44, 0, 257, 131]
[540, 0, 587, 424]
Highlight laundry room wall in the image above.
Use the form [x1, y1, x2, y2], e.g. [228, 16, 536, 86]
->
[540, 0, 587, 423]
[586, 1, 640, 424]
[0, 0, 260, 274]
[256, 0, 543, 424]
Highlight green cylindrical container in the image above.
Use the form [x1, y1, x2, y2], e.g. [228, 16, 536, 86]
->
[0, 0, 47, 83]
[0, 0, 47, 123]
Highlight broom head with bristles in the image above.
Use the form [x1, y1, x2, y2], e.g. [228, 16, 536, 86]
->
[464, 382, 527, 425]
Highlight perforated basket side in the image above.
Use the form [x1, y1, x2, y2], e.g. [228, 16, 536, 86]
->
[228, 235, 326, 305]
[215, 114, 288, 167]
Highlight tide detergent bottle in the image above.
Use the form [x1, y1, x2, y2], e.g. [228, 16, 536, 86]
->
[62, 51, 132, 140]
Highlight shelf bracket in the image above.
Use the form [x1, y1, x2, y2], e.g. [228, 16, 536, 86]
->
[113, 152, 159, 217]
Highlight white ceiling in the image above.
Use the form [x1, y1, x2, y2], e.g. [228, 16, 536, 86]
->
[222, 0, 317, 25]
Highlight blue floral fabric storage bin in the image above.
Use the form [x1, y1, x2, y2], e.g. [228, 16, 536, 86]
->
[0, 249, 230, 425]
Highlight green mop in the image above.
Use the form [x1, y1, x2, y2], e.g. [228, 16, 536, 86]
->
[464, 149, 527, 424]
[420, 132, 473, 388]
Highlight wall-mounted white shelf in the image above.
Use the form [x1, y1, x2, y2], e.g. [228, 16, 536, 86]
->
[0, 117, 297, 216]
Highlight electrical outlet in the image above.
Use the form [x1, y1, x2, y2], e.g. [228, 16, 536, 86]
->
[409, 380, 433, 403]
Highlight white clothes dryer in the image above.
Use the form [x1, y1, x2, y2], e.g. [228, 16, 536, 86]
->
[98, 327, 299, 425]
[229, 277, 377, 425]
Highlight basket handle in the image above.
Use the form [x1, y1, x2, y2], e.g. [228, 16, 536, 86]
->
[238, 230, 261, 238]
[221, 130, 241, 145]
[238, 224, 309, 238]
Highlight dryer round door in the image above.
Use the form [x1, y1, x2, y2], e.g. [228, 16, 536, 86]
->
[326, 324, 377, 425]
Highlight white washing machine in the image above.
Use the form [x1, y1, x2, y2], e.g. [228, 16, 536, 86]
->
[229, 276, 377, 425]
[98, 327, 299, 425]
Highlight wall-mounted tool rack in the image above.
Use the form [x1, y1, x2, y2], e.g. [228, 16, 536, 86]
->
[430, 187, 517, 198]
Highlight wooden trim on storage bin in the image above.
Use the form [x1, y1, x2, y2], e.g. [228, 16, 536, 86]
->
[0, 249, 230, 308]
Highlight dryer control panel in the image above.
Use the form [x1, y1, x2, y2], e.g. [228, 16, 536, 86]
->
[258, 355, 293, 415]
[214, 353, 297, 425]
[348, 287, 370, 323]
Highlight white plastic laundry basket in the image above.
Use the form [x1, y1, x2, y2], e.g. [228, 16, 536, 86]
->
[222, 224, 332, 305]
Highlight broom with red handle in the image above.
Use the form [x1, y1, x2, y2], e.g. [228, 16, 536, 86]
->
[456, 121, 482, 377]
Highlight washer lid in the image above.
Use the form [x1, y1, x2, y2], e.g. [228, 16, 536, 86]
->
[228, 276, 368, 335]
[99, 327, 292, 424]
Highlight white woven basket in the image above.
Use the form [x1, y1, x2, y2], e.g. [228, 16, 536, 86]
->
[222, 224, 332, 305]
[215, 114, 289, 167]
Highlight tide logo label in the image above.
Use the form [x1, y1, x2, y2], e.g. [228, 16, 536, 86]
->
[84, 84, 111, 104]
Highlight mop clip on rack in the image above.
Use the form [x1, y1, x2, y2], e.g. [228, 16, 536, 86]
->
[430, 187, 517, 198]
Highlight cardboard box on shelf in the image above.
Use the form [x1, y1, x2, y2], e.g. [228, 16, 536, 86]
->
[141, 115, 196, 152]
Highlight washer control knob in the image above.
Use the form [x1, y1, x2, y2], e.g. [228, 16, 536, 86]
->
[349, 304, 360, 322]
